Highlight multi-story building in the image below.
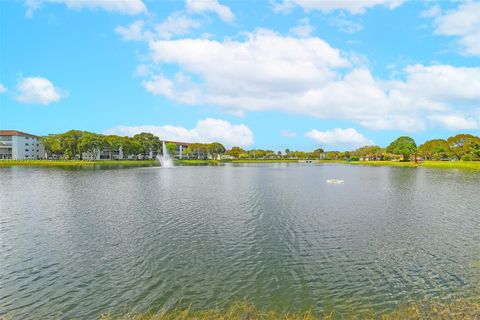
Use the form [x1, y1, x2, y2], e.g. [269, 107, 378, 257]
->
[0, 130, 45, 160]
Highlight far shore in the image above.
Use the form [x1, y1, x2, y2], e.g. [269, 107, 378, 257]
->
[1, 159, 479, 171]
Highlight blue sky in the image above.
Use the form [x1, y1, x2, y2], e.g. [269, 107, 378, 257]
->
[0, 0, 479, 151]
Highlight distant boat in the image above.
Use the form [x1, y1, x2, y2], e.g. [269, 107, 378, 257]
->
[326, 179, 344, 184]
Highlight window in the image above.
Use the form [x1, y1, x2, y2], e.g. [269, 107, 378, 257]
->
[25, 149, 29, 152]
[25, 143, 29, 146]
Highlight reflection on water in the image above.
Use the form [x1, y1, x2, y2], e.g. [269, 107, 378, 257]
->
[0, 164, 479, 318]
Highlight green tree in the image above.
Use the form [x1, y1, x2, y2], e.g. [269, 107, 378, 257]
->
[78, 132, 105, 160]
[227, 147, 245, 159]
[59, 130, 84, 159]
[386, 136, 417, 161]
[166, 143, 178, 157]
[133, 132, 160, 159]
[105, 135, 123, 160]
[41, 135, 63, 159]
[447, 134, 477, 160]
[418, 139, 451, 160]
[121, 137, 141, 159]
[208, 142, 226, 159]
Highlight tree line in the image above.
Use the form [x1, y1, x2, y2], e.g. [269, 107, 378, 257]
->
[42, 131, 479, 162]
[225, 134, 480, 162]
[350, 134, 480, 162]
[41, 130, 228, 160]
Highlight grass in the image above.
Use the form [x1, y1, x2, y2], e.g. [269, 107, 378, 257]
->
[0, 160, 157, 167]
[1, 159, 479, 171]
[350, 160, 480, 171]
[95, 298, 480, 320]
[175, 160, 220, 165]
[230, 159, 300, 163]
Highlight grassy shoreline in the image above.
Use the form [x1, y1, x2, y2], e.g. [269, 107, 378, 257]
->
[350, 160, 480, 171]
[0, 160, 158, 167]
[1, 159, 479, 171]
[95, 298, 480, 320]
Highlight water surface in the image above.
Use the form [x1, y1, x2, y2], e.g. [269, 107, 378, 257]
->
[1, 163, 479, 318]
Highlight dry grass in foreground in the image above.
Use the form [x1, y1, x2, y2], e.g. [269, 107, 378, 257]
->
[98, 299, 480, 320]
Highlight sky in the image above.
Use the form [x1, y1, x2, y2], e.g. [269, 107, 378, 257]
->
[0, 0, 479, 151]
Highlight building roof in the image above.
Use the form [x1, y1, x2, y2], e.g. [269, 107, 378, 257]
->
[0, 130, 40, 138]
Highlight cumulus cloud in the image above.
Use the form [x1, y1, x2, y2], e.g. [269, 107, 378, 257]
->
[289, 18, 313, 37]
[0, 83, 6, 93]
[432, 2, 480, 56]
[420, 5, 441, 18]
[115, 20, 148, 41]
[104, 118, 254, 147]
[305, 128, 373, 150]
[428, 114, 478, 131]
[329, 13, 363, 34]
[15, 77, 64, 105]
[271, 0, 404, 15]
[186, 0, 234, 22]
[25, 0, 147, 17]
[155, 13, 202, 39]
[141, 29, 480, 131]
[116, 14, 201, 42]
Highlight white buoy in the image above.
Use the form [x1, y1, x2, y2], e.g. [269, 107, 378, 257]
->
[326, 179, 344, 184]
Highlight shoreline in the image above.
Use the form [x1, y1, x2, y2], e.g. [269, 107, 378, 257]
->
[64, 298, 480, 319]
[1, 159, 479, 171]
[0, 160, 158, 167]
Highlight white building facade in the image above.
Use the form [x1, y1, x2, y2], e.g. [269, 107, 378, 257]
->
[0, 130, 45, 160]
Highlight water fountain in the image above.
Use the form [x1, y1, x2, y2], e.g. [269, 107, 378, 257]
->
[157, 141, 174, 168]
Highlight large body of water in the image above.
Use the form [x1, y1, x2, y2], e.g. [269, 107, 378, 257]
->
[1, 163, 479, 318]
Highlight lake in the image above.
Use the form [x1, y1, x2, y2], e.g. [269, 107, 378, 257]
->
[0, 163, 479, 318]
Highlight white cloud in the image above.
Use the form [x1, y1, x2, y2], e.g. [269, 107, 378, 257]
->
[432, 2, 480, 56]
[186, 0, 234, 22]
[421, 5, 441, 18]
[289, 18, 313, 38]
[104, 118, 254, 147]
[330, 13, 363, 34]
[115, 20, 149, 41]
[281, 130, 297, 138]
[25, 0, 147, 17]
[0, 83, 6, 93]
[15, 77, 64, 105]
[155, 13, 201, 39]
[305, 128, 373, 150]
[116, 14, 201, 42]
[272, 0, 404, 15]
[141, 30, 480, 132]
[429, 114, 478, 131]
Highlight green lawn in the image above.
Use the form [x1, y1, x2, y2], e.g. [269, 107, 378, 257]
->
[350, 160, 480, 171]
[231, 159, 300, 163]
[2, 159, 479, 171]
[0, 160, 157, 167]
[175, 159, 220, 165]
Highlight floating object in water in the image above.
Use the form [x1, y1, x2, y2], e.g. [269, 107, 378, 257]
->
[326, 179, 344, 184]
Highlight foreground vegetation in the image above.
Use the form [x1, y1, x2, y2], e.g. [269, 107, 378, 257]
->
[1, 159, 480, 172]
[97, 299, 480, 320]
[0, 160, 157, 167]
[351, 160, 480, 171]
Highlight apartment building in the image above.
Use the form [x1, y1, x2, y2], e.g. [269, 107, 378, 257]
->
[0, 130, 45, 160]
